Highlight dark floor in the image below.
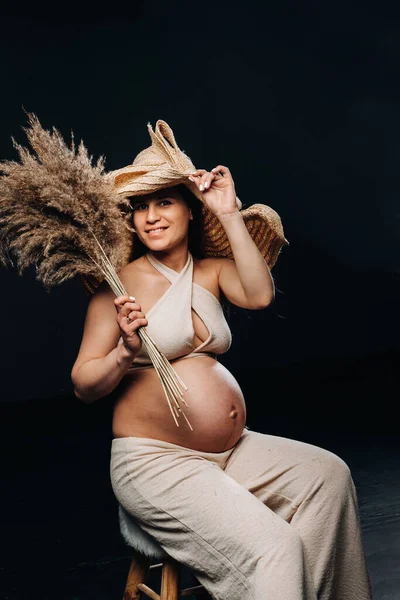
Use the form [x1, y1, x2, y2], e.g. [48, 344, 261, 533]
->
[0, 351, 399, 599]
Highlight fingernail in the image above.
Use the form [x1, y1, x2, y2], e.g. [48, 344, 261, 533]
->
[199, 184, 203, 191]
[188, 176, 194, 182]
[129, 296, 135, 301]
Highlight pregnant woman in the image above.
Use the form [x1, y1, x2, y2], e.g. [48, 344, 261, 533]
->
[71, 120, 372, 600]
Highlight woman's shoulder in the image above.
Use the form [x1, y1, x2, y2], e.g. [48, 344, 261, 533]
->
[194, 256, 232, 279]
[118, 254, 149, 277]
[193, 256, 226, 296]
[88, 256, 148, 302]
[117, 253, 150, 281]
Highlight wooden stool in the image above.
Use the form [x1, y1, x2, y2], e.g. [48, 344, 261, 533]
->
[119, 505, 212, 600]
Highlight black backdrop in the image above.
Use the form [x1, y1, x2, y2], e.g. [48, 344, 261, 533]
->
[0, 1, 398, 406]
[0, 2, 399, 598]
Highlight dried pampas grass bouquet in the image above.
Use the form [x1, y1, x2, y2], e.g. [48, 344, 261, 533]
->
[0, 113, 191, 428]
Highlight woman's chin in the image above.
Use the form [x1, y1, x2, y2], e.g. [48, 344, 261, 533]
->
[147, 238, 170, 247]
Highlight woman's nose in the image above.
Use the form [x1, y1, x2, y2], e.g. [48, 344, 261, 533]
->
[146, 207, 161, 222]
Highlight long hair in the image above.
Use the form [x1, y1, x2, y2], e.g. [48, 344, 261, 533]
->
[130, 184, 231, 319]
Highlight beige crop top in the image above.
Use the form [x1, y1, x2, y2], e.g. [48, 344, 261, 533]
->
[117, 251, 232, 372]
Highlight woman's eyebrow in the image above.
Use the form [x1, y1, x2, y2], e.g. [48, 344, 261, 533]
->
[131, 194, 173, 206]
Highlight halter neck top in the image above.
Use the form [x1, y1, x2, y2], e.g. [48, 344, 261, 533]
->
[118, 251, 232, 372]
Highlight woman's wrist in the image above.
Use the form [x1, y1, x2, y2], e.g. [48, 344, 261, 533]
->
[116, 342, 136, 367]
[217, 209, 242, 224]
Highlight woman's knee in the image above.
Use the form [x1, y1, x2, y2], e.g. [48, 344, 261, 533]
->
[278, 526, 306, 559]
[315, 450, 353, 495]
[254, 526, 306, 566]
[213, 512, 306, 576]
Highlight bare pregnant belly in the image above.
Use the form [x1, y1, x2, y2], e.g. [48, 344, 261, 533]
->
[112, 356, 247, 452]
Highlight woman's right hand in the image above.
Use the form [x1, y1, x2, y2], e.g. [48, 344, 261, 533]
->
[114, 295, 148, 355]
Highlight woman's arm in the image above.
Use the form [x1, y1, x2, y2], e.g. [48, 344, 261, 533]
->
[189, 166, 275, 309]
[71, 282, 145, 404]
[71, 344, 135, 404]
[216, 211, 275, 308]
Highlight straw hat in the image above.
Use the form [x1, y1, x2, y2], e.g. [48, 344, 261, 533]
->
[81, 120, 288, 295]
[108, 119, 288, 265]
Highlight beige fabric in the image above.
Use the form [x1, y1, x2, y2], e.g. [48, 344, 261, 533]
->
[110, 428, 372, 600]
[117, 250, 232, 370]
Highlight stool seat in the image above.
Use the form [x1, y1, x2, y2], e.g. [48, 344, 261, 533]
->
[118, 503, 211, 600]
[119, 504, 167, 559]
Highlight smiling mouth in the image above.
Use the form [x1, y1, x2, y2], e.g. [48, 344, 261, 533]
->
[147, 227, 168, 234]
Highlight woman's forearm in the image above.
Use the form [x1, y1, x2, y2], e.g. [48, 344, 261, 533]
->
[219, 210, 275, 304]
[72, 343, 135, 404]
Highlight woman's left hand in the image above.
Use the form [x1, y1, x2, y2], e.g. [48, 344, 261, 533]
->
[188, 165, 238, 219]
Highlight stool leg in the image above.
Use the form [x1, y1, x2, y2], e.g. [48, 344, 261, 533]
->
[160, 557, 180, 600]
[123, 551, 151, 600]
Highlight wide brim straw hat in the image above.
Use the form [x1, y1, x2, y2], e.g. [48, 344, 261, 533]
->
[106, 119, 289, 267]
[82, 119, 289, 293]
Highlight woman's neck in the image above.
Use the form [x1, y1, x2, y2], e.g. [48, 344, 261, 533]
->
[148, 247, 190, 273]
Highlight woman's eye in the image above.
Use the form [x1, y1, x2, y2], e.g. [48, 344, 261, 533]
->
[133, 200, 171, 211]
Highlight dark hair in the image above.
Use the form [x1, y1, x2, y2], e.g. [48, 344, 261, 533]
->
[129, 184, 231, 319]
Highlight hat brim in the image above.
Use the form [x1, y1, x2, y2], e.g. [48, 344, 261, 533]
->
[107, 166, 243, 210]
[202, 202, 289, 269]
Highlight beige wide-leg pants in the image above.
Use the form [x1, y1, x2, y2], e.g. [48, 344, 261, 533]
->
[110, 427, 372, 600]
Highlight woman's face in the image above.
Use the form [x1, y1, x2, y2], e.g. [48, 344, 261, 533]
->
[131, 187, 192, 250]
